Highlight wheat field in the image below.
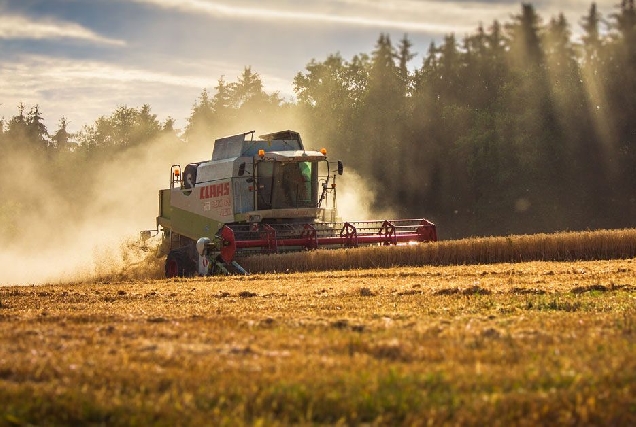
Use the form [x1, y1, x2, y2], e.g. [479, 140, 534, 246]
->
[240, 228, 636, 273]
[1, 252, 635, 425]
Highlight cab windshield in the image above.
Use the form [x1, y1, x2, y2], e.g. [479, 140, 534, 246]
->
[257, 161, 317, 210]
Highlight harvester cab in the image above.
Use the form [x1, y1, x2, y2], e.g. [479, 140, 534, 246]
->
[155, 130, 436, 277]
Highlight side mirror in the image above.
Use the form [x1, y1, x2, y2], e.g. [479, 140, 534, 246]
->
[238, 162, 246, 176]
[246, 177, 254, 183]
[337, 160, 344, 176]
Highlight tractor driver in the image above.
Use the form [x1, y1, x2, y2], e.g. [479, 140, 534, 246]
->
[282, 163, 309, 207]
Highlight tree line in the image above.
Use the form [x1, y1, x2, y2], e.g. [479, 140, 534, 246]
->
[1, 2, 635, 239]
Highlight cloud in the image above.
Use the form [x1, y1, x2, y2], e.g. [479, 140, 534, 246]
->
[0, 55, 207, 101]
[0, 54, 292, 132]
[128, 0, 620, 39]
[128, 0, 500, 35]
[0, 12, 125, 45]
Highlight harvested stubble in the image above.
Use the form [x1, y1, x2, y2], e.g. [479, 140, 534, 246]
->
[240, 228, 636, 273]
[1, 259, 636, 425]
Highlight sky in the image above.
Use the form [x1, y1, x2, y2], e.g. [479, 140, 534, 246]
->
[0, 0, 621, 134]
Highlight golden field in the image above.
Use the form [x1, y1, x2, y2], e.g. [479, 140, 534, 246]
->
[1, 255, 635, 425]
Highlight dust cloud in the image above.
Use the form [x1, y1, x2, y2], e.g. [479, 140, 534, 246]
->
[336, 169, 396, 221]
[0, 132, 211, 286]
[0, 117, 386, 286]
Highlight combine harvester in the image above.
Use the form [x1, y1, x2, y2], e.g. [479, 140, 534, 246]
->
[150, 130, 437, 276]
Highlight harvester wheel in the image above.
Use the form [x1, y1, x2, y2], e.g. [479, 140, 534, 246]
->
[165, 251, 195, 278]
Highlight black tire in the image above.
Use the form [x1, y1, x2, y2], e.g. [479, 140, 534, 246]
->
[165, 250, 196, 278]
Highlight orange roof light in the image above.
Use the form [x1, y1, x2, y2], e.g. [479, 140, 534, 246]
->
[320, 148, 327, 155]
[258, 149, 265, 158]
[174, 169, 180, 176]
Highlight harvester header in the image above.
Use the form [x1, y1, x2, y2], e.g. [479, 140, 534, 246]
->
[151, 130, 437, 276]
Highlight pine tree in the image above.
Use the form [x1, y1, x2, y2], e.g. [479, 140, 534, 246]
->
[396, 34, 416, 95]
[51, 117, 72, 151]
[581, 3, 603, 63]
[184, 89, 214, 142]
[505, 3, 544, 69]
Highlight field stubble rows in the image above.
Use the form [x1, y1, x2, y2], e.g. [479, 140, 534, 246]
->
[1, 259, 636, 425]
